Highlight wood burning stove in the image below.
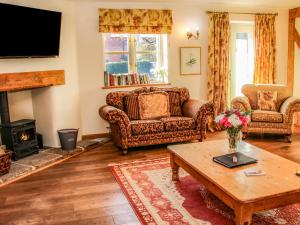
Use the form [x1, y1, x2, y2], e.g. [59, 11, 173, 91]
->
[1, 120, 39, 160]
[0, 92, 39, 160]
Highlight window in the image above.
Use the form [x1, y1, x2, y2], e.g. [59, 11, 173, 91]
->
[234, 32, 254, 96]
[229, 23, 254, 99]
[103, 34, 168, 84]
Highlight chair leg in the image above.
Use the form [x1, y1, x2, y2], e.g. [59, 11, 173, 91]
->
[199, 134, 204, 142]
[285, 134, 292, 143]
[122, 148, 128, 155]
[242, 132, 248, 140]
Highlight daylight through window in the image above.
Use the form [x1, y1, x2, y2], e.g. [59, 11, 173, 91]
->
[103, 34, 168, 86]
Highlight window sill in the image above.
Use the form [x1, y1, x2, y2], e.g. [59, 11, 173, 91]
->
[101, 83, 171, 90]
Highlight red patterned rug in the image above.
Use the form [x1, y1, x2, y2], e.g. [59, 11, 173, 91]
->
[111, 158, 300, 225]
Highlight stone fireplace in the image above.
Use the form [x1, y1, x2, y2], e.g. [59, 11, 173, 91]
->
[0, 70, 65, 160]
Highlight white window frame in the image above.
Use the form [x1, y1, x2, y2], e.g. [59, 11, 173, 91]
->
[103, 34, 168, 81]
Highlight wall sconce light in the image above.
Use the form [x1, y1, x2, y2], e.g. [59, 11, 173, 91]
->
[186, 27, 200, 40]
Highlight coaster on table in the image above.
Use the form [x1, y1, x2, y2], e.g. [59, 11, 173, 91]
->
[244, 170, 266, 176]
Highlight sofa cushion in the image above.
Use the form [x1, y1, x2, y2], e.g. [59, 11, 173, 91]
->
[124, 94, 140, 120]
[242, 84, 289, 110]
[167, 92, 182, 116]
[150, 88, 182, 116]
[251, 110, 283, 123]
[161, 116, 195, 132]
[138, 91, 170, 120]
[257, 91, 277, 111]
[131, 120, 164, 135]
[106, 87, 148, 110]
[150, 87, 190, 105]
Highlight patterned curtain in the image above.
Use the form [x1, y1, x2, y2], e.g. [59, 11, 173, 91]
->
[99, 9, 173, 34]
[207, 12, 230, 117]
[253, 15, 277, 84]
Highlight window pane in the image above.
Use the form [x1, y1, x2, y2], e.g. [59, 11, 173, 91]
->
[104, 34, 128, 52]
[236, 32, 248, 40]
[136, 34, 158, 52]
[137, 53, 157, 78]
[234, 32, 254, 96]
[105, 54, 129, 74]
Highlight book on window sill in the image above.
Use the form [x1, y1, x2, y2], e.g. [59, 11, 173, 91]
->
[101, 82, 169, 89]
[104, 72, 151, 87]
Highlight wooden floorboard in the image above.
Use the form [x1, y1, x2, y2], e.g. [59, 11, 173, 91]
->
[0, 131, 300, 225]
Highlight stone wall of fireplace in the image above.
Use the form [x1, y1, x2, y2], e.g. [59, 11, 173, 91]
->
[8, 91, 34, 121]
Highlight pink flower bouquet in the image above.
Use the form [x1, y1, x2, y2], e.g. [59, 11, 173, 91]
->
[215, 109, 250, 130]
[215, 109, 250, 152]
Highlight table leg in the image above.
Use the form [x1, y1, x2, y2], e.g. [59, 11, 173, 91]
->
[170, 153, 179, 181]
[235, 205, 253, 225]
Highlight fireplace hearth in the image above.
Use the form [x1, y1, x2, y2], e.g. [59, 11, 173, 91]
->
[0, 92, 39, 160]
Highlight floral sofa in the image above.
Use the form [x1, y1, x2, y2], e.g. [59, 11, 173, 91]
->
[231, 84, 300, 142]
[99, 87, 214, 154]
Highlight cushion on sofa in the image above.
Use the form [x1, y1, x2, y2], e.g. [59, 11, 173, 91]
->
[166, 92, 182, 116]
[150, 88, 182, 116]
[106, 87, 148, 110]
[251, 110, 283, 123]
[257, 91, 277, 111]
[138, 91, 170, 120]
[124, 94, 140, 120]
[161, 117, 196, 132]
[242, 84, 289, 110]
[150, 87, 190, 105]
[130, 120, 164, 135]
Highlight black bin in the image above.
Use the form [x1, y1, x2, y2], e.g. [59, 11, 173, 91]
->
[58, 129, 78, 150]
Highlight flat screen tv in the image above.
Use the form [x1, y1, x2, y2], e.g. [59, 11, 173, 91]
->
[0, 3, 62, 58]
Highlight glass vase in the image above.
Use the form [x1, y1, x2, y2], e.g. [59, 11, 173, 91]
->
[227, 129, 241, 153]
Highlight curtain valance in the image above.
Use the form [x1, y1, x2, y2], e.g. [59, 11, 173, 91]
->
[99, 8, 173, 34]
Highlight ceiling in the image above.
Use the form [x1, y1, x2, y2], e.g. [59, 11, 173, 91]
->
[69, 0, 300, 10]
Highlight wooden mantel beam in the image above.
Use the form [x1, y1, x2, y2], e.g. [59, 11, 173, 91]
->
[0, 70, 65, 92]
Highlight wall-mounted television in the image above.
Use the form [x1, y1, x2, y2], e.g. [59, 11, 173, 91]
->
[0, 3, 62, 58]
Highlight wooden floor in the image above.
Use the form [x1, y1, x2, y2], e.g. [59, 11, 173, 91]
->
[1, 131, 300, 225]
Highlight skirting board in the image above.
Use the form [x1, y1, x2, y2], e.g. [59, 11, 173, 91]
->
[82, 133, 110, 140]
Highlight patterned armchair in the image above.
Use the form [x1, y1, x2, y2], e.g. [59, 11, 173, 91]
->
[231, 84, 300, 142]
[99, 87, 214, 154]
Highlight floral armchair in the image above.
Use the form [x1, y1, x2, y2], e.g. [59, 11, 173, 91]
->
[231, 84, 300, 142]
[99, 87, 214, 154]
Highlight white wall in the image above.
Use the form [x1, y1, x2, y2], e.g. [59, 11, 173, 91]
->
[0, 0, 81, 147]
[276, 10, 289, 85]
[75, 2, 210, 135]
[8, 91, 34, 121]
[0, 0, 290, 140]
[75, 1, 289, 135]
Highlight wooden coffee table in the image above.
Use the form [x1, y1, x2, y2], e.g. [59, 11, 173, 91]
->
[168, 139, 300, 225]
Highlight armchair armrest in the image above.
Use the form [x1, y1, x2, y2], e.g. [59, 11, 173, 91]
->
[231, 96, 251, 112]
[99, 105, 131, 138]
[182, 99, 214, 131]
[280, 97, 300, 124]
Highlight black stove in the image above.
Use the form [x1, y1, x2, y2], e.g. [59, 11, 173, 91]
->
[0, 92, 39, 160]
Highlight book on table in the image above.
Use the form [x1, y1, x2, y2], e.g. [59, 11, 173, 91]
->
[213, 152, 257, 168]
